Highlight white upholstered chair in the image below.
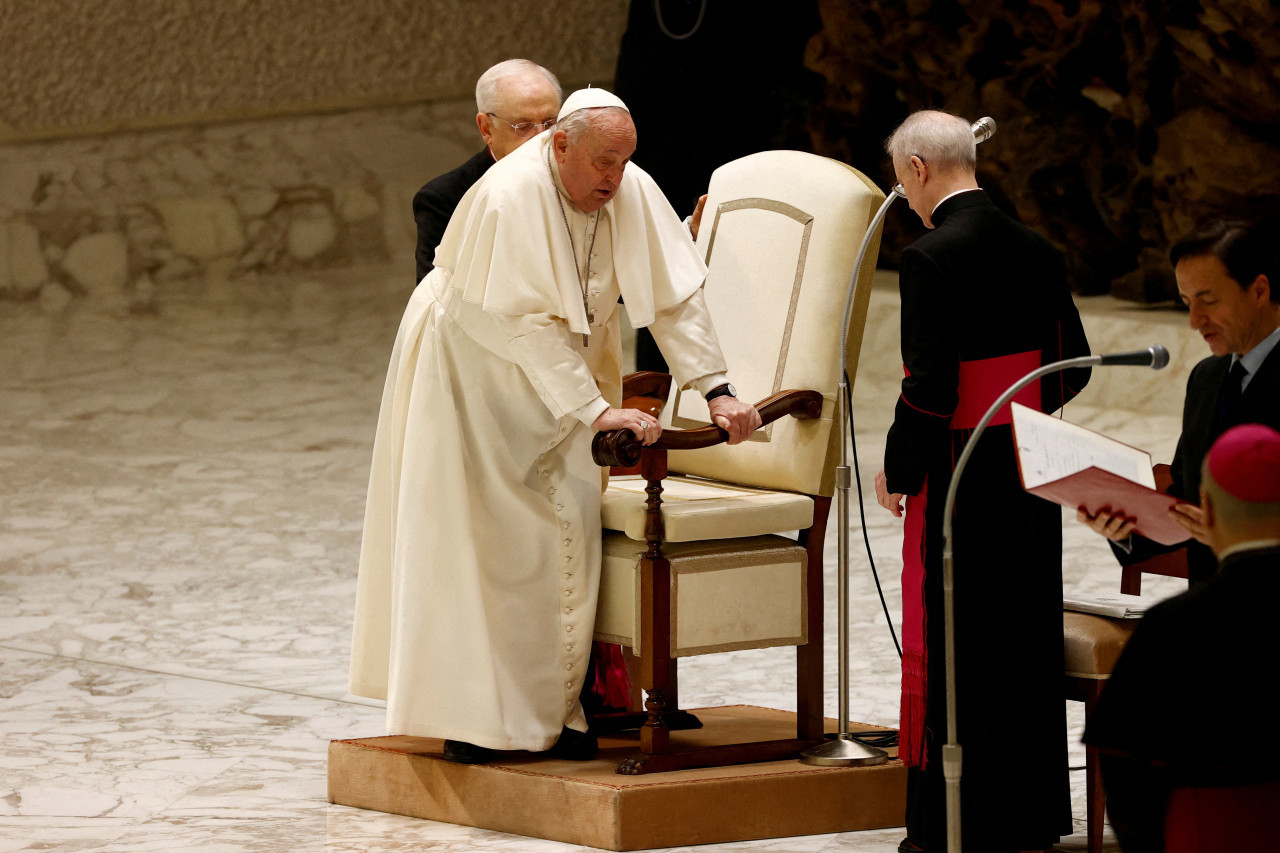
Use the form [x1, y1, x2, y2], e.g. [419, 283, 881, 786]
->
[591, 150, 885, 774]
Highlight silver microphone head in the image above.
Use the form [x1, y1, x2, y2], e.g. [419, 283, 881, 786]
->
[971, 116, 996, 145]
[1149, 344, 1170, 370]
[892, 183, 907, 198]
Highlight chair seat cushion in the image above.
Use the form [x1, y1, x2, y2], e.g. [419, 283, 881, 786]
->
[601, 475, 814, 542]
[595, 533, 808, 657]
[1063, 611, 1138, 678]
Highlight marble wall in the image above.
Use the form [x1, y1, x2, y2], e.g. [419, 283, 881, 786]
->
[0, 0, 628, 307]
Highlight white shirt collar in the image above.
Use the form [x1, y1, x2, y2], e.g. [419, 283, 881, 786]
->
[1233, 323, 1280, 390]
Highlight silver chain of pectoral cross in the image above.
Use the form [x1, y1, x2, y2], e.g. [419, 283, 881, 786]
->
[547, 145, 601, 347]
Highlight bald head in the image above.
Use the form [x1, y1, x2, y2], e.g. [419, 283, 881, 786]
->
[886, 110, 979, 228]
[885, 110, 977, 172]
[475, 59, 562, 160]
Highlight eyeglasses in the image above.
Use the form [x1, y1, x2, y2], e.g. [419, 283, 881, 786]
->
[486, 114, 557, 135]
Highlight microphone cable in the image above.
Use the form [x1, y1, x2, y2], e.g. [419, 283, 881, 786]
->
[844, 370, 902, 659]
[843, 728, 899, 749]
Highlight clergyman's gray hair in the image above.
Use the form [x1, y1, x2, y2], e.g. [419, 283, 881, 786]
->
[557, 106, 631, 144]
[474, 59, 562, 114]
[884, 110, 976, 172]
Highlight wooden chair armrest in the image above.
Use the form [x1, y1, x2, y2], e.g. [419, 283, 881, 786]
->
[621, 371, 673, 401]
[623, 395, 666, 420]
[592, 389, 824, 468]
[1119, 546, 1189, 595]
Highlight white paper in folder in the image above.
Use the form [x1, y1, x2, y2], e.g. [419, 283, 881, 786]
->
[1010, 403, 1156, 489]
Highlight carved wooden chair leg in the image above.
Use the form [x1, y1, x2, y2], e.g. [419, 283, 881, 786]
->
[660, 658, 702, 730]
[1084, 679, 1106, 853]
[795, 495, 831, 741]
[639, 550, 673, 757]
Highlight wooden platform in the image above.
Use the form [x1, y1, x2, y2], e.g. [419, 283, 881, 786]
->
[328, 705, 905, 851]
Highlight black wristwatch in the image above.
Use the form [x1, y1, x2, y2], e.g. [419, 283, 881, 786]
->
[704, 383, 736, 402]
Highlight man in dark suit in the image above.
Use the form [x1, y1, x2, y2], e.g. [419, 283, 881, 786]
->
[1084, 423, 1280, 852]
[412, 59, 561, 283]
[1082, 218, 1280, 584]
[874, 110, 1091, 853]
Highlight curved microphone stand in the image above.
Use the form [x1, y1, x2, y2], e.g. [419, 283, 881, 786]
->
[938, 345, 1168, 851]
[800, 184, 905, 767]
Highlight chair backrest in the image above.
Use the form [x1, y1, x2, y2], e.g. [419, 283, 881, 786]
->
[665, 150, 884, 497]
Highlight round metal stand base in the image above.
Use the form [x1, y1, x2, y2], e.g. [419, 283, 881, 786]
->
[800, 734, 889, 767]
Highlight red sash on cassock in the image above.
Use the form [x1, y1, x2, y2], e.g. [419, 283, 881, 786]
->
[899, 350, 1041, 768]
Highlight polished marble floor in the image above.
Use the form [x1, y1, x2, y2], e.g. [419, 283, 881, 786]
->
[0, 261, 1198, 851]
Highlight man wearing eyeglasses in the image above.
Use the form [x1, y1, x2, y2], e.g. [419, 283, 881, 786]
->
[412, 59, 562, 284]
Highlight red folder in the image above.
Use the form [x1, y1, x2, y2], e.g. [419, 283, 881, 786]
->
[1028, 466, 1191, 546]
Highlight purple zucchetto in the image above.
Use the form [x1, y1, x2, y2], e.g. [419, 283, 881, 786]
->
[1207, 423, 1280, 502]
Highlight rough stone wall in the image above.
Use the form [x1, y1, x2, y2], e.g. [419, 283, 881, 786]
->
[808, 0, 1280, 300]
[0, 100, 481, 309]
[0, 0, 626, 140]
[0, 0, 627, 307]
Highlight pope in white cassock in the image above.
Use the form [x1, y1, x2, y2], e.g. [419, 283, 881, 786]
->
[348, 88, 760, 763]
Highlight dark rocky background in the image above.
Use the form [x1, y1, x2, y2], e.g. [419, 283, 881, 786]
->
[806, 0, 1280, 301]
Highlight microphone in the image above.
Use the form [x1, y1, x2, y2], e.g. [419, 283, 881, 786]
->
[1096, 345, 1169, 369]
[971, 116, 996, 144]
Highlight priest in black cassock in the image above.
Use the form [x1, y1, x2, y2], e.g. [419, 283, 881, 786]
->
[874, 110, 1092, 853]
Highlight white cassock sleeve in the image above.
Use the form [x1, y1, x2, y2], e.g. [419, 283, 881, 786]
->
[493, 285, 730, 428]
[490, 311, 605, 422]
[647, 287, 729, 396]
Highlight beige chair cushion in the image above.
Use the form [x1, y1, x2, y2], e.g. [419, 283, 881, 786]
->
[595, 533, 808, 658]
[1063, 611, 1138, 678]
[601, 475, 814, 542]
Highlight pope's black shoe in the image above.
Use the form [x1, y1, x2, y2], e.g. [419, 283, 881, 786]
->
[442, 739, 493, 764]
[547, 726, 598, 760]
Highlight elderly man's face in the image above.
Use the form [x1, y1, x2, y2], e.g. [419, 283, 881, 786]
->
[1176, 254, 1275, 357]
[552, 112, 636, 213]
[478, 73, 561, 160]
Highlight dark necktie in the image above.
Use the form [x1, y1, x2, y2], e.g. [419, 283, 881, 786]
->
[1215, 359, 1249, 431]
